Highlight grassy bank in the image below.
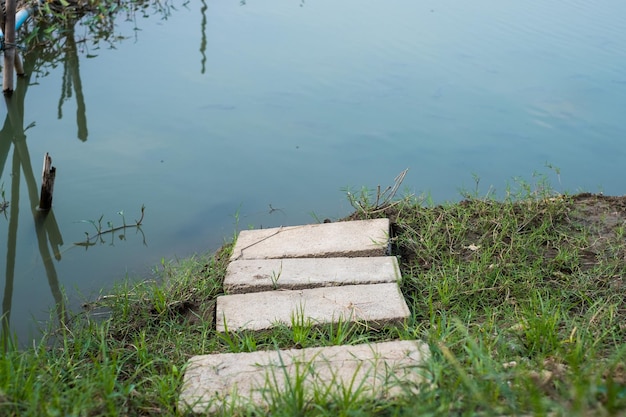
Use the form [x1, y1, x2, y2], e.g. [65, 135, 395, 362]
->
[1, 181, 625, 416]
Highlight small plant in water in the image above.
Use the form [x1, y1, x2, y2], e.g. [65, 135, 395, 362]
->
[75, 205, 145, 248]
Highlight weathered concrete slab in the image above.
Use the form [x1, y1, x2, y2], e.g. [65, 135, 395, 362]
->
[179, 340, 431, 414]
[230, 218, 390, 261]
[223, 256, 401, 294]
[216, 282, 410, 332]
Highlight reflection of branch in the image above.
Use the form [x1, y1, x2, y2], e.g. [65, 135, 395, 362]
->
[10, 84, 69, 328]
[35, 210, 69, 326]
[55, 26, 88, 141]
[2, 149, 21, 346]
[65, 28, 88, 141]
[75, 205, 146, 247]
[200, 0, 207, 74]
[57, 53, 70, 119]
[1, 45, 69, 339]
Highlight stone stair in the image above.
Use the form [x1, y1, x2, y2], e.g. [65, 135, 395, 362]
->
[179, 218, 431, 413]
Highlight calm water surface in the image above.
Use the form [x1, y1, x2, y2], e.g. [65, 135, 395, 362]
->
[1, 0, 625, 342]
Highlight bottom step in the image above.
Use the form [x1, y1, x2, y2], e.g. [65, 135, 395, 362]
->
[179, 340, 431, 414]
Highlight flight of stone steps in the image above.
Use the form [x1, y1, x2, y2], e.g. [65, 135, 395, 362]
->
[179, 218, 430, 413]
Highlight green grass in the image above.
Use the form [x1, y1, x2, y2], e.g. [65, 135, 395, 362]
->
[1, 178, 626, 416]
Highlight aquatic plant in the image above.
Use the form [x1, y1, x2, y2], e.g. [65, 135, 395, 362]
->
[75, 204, 145, 248]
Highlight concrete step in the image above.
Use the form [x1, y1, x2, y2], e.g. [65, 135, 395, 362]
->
[223, 256, 401, 294]
[230, 218, 390, 261]
[179, 340, 431, 414]
[216, 282, 410, 332]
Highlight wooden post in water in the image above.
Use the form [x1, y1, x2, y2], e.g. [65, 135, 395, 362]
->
[2, 0, 17, 95]
[39, 153, 56, 211]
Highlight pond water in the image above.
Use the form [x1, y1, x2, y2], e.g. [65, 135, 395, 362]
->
[1, 0, 625, 343]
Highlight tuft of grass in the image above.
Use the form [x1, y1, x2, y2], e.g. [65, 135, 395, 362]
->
[270, 262, 283, 290]
[342, 168, 409, 218]
[262, 349, 315, 416]
[289, 303, 314, 349]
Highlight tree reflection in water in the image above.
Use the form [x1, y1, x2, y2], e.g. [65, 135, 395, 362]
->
[0, 0, 178, 343]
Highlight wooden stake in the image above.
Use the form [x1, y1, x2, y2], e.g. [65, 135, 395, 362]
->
[39, 153, 56, 211]
[2, 0, 17, 94]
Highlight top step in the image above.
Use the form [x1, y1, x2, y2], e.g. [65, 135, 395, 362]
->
[231, 218, 390, 261]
